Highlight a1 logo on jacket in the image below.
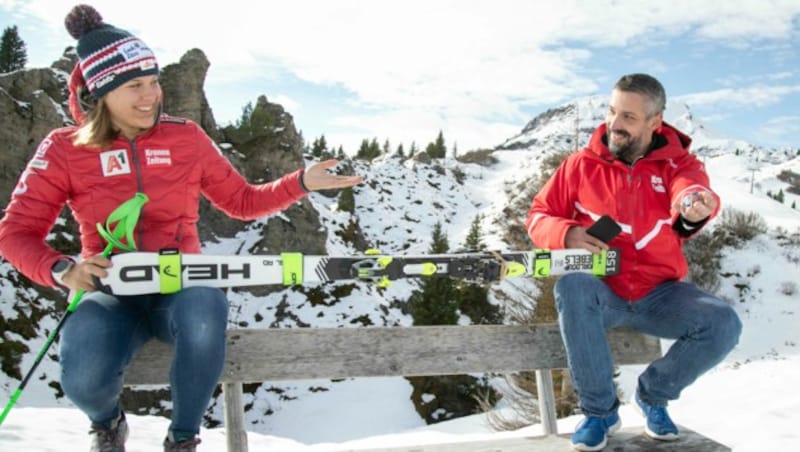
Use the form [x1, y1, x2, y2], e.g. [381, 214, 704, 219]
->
[100, 149, 131, 177]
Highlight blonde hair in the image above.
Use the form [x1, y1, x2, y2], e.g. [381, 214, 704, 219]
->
[71, 98, 119, 149]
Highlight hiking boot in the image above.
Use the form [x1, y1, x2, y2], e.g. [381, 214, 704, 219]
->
[89, 411, 128, 452]
[571, 411, 621, 451]
[635, 393, 679, 441]
[163, 432, 202, 452]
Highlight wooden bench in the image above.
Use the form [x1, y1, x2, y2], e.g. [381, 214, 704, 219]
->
[124, 324, 730, 451]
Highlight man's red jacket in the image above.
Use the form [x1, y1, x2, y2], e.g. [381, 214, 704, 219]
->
[526, 122, 719, 300]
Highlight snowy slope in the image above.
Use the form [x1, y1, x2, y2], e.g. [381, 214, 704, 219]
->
[1, 98, 799, 450]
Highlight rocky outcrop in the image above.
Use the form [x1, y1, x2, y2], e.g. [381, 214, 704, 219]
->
[159, 48, 221, 142]
[0, 67, 70, 205]
[200, 95, 326, 255]
[222, 95, 306, 188]
[49, 47, 78, 74]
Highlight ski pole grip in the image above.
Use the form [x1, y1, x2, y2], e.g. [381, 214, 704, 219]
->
[96, 192, 149, 253]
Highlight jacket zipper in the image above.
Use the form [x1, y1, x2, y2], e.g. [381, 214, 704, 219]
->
[626, 161, 639, 301]
[129, 139, 146, 250]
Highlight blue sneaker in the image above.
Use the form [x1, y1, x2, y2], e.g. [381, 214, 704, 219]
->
[635, 393, 679, 441]
[571, 412, 621, 451]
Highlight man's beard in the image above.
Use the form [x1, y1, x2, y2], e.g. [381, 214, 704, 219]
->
[608, 129, 645, 163]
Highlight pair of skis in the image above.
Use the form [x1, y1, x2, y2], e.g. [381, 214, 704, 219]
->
[97, 248, 620, 296]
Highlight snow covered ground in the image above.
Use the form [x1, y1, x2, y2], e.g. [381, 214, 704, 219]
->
[2, 98, 799, 450]
[2, 173, 799, 451]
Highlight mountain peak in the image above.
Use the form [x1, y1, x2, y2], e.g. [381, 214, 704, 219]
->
[495, 95, 783, 163]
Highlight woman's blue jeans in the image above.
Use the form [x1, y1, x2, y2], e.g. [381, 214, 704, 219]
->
[554, 273, 742, 418]
[59, 286, 228, 436]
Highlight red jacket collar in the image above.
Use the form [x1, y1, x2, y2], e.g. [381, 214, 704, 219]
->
[586, 122, 692, 162]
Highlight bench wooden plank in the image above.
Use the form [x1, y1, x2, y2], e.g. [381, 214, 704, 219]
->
[535, 369, 558, 435]
[117, 324, 731, 452]
[124, 324, 661, 385]
[121, 324, 673, 452]
[222, 383, 248, 452]
[342, 426, 731, 451]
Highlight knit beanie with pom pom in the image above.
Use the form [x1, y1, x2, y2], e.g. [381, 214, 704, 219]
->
[64, 4, 159, 99]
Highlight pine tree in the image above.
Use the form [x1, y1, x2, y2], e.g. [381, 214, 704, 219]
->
[429, 221, 450, 254]
[435, 131, 447, 157]
[236, 102, 253, 128]
[409, 141, 417, 158]
[311, 134, 327, 157]
[409, 222, 457, 325]
[426, 130, 447, 159]
[369, 137, 381, 158]
[230, 101, 256, 143]
[407, 219, 501, 324]
[396, 143, 405, 159]
[0, 26, 27, 73]
[382, 139, 391, 155]
[463, 214, 485, 251]
[249, 100, 276, 133]
[337, 187, 355, 213]
[309, 137, 318, 156]
[406, 221, 500, 423]
[356, 138, 370, 160]
[456, 215, 500, 325]
[355, 137, 382, 161]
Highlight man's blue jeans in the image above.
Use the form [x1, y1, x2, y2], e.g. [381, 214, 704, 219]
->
[59, 286, 228, 436]
[554, 273, 742, 417]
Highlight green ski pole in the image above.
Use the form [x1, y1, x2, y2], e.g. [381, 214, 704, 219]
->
[0, 192, 148, 427]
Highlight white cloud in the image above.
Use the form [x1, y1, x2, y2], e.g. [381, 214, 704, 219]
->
[675, 85, 800, 109]
[698, 112, 734, 123]
[715, 71, 799, 88]
[767, 71, 796, 81]
[550, 0, 800, 46]
[272, 94, 301, 114]
[690, 0, 800, 41]
[18, 1, 800, 115]
[757, 115, 800, 148]
[6, 0, 800, 150]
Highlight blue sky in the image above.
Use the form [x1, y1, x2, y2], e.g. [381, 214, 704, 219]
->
[2, 0, 799, 152]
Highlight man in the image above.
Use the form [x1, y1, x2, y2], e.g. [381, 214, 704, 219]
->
[526, 73, 742, 451]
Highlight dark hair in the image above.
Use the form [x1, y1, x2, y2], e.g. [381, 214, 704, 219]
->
[614, 73, 666, 118]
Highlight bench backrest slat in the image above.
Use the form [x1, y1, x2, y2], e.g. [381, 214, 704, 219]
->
[124, 324, 661, 385]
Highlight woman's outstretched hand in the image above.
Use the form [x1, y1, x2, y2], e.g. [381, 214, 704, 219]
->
[302, 159, 363, 191]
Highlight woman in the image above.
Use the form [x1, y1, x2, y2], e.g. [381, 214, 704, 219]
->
[0, 5, 361, 451]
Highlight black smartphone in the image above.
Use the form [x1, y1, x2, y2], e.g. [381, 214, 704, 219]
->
[585, 215, 622, 243]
